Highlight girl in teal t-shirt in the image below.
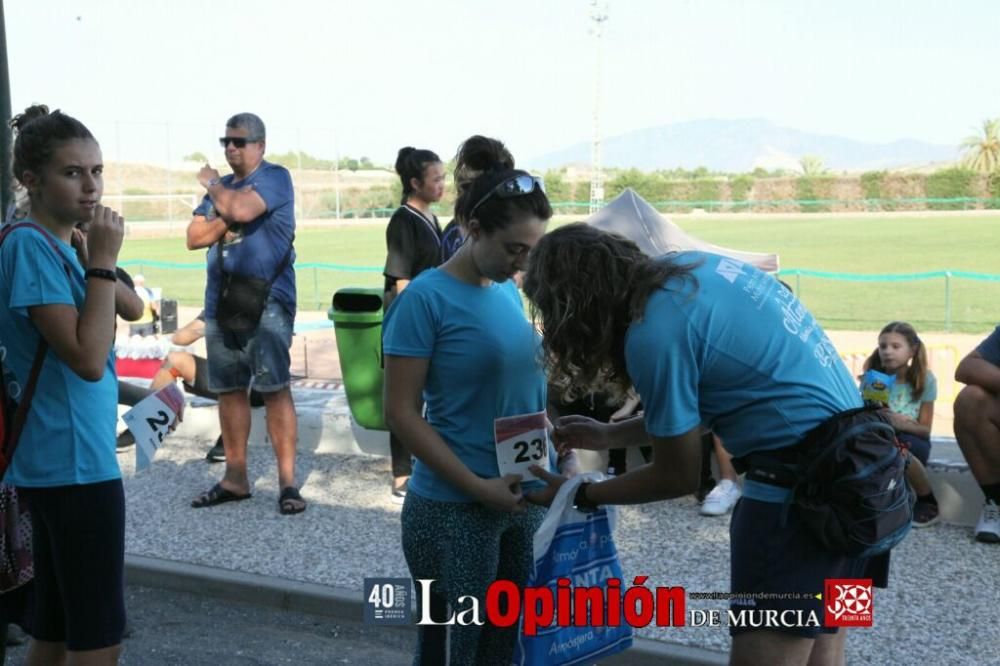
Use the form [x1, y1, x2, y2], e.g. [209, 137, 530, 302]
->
[863, 321, 939, 527]
[383, 136, 555, 665]
[0, 105, 127, 661]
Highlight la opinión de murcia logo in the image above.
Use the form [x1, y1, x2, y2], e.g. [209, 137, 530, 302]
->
[363, 577, 875, 631]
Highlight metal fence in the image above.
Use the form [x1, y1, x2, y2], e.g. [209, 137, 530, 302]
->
[119, 258, 1000, 333]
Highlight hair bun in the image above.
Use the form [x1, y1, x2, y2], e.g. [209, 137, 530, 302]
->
[456, 135, 514, 174]
[394, 146, 417, 175]
[10, 104, 51, 132]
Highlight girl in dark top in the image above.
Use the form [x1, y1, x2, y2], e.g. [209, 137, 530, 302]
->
[383, 147, 446, 502]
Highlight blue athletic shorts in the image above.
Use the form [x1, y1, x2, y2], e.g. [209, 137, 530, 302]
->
[205, 299, 293, 393]
[729, 497, 888, 638]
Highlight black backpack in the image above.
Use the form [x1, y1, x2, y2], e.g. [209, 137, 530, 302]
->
[789, 406, 915, 559]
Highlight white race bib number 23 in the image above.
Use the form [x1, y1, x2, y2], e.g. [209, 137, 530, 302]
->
[122, 384, 184, 472]
[494, 410, 549, 482]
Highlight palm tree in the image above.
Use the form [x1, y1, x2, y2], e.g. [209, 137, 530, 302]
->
[799, 155, 826, 176]
[960, 118, 1000, 172]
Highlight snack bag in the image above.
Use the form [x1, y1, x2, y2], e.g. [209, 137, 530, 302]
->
[860, 369, 895, 407]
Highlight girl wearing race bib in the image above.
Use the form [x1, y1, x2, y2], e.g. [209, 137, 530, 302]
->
[383, 135, 553, 665]
[0, 106, 127, 665]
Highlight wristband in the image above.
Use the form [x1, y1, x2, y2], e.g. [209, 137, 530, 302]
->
[85, 268, 118, 282]
[573, 482, 599, 513]
[207, 177, 222, 188]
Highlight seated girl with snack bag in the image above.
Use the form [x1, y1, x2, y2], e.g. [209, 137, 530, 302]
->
[862, 321, 939, 527]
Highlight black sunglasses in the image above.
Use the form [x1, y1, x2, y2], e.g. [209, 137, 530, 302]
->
[218, 137, 259, 148]
[469, 174, 545, 219]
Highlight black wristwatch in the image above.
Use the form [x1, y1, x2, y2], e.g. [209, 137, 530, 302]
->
[573, 482, 600, 513]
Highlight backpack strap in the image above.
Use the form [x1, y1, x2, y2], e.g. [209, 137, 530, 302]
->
[0, 222, 77, 280]
[0, 222, 78, 465]
[2, 341, 49, 462]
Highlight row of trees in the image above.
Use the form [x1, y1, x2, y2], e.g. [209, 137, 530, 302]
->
[183, 150, 378, 172]
[177, 118, 1000, 207]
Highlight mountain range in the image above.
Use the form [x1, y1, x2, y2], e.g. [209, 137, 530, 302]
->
[526, 118, 960, 173]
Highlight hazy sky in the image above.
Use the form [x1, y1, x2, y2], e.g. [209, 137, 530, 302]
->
[6, 0, 999, 167]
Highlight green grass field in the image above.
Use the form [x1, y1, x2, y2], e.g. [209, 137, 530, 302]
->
[119, 213, 1000, 333]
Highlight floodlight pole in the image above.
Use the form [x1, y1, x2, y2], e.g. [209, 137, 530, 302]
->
[1, 0, 13, 222]
[588, 0, 608, 214]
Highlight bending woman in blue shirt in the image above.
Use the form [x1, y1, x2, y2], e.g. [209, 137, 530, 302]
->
[0, 106, 127, 665]
[383, 136, 552, 665]
[523, 224, 890, 666]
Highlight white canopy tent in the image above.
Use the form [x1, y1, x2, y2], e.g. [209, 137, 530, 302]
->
[584, 188, 779, 272]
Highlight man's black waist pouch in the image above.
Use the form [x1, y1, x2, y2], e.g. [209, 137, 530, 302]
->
[217, 272, 271, 334]
[215, 238, 292, 335]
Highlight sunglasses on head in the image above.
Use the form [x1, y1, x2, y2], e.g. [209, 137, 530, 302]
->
[218, 137, 259, 148]
[469, 174, 546, 219]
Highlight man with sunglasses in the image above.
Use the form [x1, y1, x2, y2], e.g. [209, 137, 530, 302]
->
[184, 112, 305, 515]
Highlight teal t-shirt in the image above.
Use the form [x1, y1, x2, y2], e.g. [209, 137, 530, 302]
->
[382, 269, 551, 502]
[887, 370, 937, 419]
[0, 223, 121, 487]
[626, 252, 861, 500]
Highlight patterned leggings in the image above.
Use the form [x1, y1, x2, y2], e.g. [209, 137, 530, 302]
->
[401, 492, 545, 666]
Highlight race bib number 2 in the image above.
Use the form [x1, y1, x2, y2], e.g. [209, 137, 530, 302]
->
[122, 384, 184, 471]
[494, 410, 549, 481]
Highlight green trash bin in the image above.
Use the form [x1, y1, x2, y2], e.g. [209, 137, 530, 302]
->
[329, 287, 387, 431]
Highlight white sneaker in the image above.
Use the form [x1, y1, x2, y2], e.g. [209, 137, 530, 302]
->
[701, 479, 742, 516]
[975, 500, 1000, 543]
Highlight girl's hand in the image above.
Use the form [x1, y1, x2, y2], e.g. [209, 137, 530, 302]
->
[474, 474, 525, 513]
[85, 205, 125, 269]
[553, 415, 613, 452]
[525, 465, 568, 507]
[888, 411, 914, 430]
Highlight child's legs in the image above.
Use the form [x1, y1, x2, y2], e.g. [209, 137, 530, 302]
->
[699, 431, 716, 488]
[713, 435, 739, 482]
[897, 433, 934, 496]
[905, 455, 933, 496]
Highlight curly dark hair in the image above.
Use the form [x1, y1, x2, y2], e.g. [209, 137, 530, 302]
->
[522, 223, 698, 402]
